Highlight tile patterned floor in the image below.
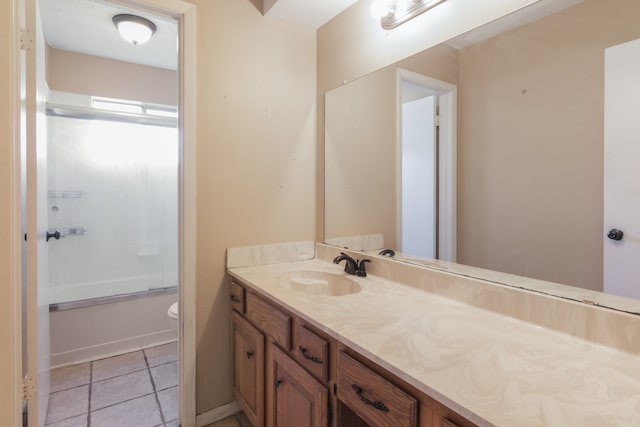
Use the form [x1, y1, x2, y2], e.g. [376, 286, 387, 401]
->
[46, 342, 178, 427]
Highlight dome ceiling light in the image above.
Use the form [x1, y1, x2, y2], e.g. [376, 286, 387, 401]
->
[112, 14, 157, 45]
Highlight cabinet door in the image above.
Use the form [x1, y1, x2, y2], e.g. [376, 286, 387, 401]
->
[233, 311, 264, 427]
[268, 343, 328, 427]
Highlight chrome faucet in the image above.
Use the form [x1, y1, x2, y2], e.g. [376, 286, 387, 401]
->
[333, 252, 371, 277]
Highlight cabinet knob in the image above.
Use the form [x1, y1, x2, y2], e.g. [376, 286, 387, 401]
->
[246, 351, 254, 359]
[274, 378, 282, 388]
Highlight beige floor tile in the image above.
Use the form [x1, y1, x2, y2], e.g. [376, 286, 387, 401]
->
[92, 351, 147, 382]
[157, 386, 178, 422]
[150, 361, 178, 391]
[45, 385, 89, 425]
[50, 363, 90, 393]
[144, 342, 178, 367]
[44, 413, 88, 427]
[91, 370, 153, 410]
[89, 394, 162, 427]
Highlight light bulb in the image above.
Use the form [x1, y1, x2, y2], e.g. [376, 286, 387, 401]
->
[370, 0, 395, 19]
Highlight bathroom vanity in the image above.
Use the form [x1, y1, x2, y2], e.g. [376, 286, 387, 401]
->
[230, 278, 475, 427]
[229, 277, 472, 427]
[226, 243, 640, 427]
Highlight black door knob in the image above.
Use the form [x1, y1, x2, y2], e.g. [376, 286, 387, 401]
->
[607, 229, 624, 241]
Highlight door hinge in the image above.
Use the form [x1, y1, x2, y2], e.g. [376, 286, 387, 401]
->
[435, 115, 442, 127]
[19, 28, 34, 52]
[22, 375, 35, 400]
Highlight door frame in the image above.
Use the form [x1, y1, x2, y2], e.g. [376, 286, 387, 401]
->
[11, 0, 197, 425]
[396, 68, 457, 262]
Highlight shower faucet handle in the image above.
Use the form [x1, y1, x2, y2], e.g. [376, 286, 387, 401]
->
[46, 230, 61, 242]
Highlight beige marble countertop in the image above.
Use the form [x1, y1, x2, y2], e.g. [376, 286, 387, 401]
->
[228, 258, 640, 427]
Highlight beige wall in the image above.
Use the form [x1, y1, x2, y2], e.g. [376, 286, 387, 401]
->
[325, 67, 397, 245]
[457, 0, 640, 290]
[47, 48, 177, 105]
[192, 0, 316, 414]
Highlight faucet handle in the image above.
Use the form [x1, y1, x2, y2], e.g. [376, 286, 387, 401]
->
[356, 259, 371, 277]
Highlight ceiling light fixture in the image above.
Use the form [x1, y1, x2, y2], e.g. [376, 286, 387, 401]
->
[112, 14, 157, 45]
[375, 0, 448, 29]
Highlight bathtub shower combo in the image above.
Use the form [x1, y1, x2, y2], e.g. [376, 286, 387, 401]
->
[46, 92, 179, 355]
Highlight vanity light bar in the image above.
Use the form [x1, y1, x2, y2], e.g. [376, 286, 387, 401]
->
[381, 0, 447, 29]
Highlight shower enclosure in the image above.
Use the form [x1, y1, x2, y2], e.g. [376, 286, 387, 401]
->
[46, 91, 178, 305]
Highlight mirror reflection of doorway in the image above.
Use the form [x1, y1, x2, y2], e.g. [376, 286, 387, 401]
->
[398, 69, 457, 262]
[401, 89, 438, 259]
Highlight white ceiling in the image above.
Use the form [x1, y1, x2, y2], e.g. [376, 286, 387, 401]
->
[38, 0, 357, 72]
[263, 0, 359, 29]
[38, 0, 584, 73]
[39, 0, 179, 70]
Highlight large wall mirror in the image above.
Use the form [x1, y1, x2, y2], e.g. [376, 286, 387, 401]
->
[325, 0, 640, 313]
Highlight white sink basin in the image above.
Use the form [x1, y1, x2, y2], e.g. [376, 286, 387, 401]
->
[280, 271, 361, 296]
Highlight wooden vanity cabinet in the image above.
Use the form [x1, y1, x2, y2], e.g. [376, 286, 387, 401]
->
[267, 343, 329, 427]
[232, 311, 264, 427]
[232, 283, 328, 427]
[230, 281, 246, 313]
[229, 279, 476, 427]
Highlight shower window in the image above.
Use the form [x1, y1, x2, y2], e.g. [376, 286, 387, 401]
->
[47, 110, 178, 304]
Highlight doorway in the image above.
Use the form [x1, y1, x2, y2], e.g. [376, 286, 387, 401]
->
[20, 0, 196, 425]
[397, 68, 457, 262]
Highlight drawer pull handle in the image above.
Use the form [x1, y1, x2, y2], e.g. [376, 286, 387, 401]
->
[298, 345, 323, 364]
[246, 351, 254, 359]
[230, 295, 242, 303]
[350, 384, 389, 413]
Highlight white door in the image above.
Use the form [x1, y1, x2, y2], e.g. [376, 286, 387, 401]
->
[604, 39, 640, 299]
[401, 95, 438, 259]
[23, 0, 51, 424]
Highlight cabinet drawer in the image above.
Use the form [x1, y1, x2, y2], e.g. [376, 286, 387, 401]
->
[230, 282, 245, 313]
[246, 292, 291, 350]
[434, 411, 476, 427]
[337, 351, 417, 427]
[294, 324, 329, 383]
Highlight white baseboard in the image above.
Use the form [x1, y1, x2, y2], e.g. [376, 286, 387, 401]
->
[196, 401, 241, 427]
[50, 331, 177, 368]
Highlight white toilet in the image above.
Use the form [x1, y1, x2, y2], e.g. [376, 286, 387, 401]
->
[167, 302, 178, 334]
